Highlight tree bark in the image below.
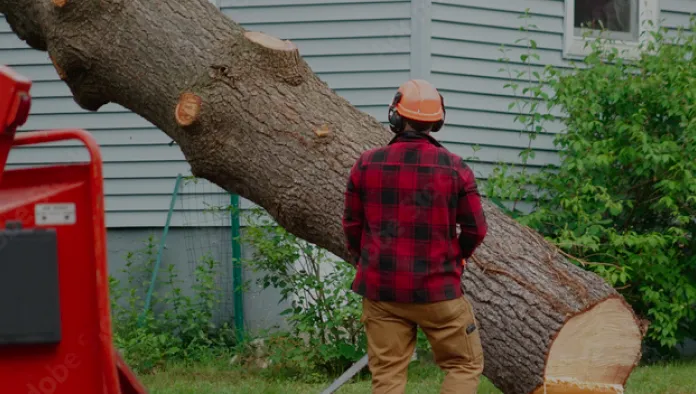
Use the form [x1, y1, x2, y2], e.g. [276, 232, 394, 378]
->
[0, 1, 645, 393]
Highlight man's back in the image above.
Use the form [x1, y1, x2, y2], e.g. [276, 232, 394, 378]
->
[343, 79, 487, 394]
[343, 132, 487, 304]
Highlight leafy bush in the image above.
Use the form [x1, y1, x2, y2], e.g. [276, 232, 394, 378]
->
[486, 13, 696, 351]
[109, 235, 236, 373]
[239, 208, 366, 376]
[237, 207, 434, 377]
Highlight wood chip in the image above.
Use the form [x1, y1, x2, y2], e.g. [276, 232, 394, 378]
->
[314, 124, 330, 137]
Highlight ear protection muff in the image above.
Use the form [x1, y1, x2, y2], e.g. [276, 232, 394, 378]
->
[431, 94, 446, 132]
[387, 91, 447, 133]
[388, 91, 404, 133]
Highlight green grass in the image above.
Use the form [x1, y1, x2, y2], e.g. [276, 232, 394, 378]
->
[138, 358, 696, 394]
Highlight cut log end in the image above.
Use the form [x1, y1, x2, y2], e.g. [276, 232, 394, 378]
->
[536, 297, 642, 393]
[532, 378, 625, 394]
[244, 31, 297, 52]
[175, 92, 202, 127]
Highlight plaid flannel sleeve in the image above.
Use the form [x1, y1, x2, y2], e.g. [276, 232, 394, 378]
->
[342, 157, 364, 265]
[456, 160, 488, 258]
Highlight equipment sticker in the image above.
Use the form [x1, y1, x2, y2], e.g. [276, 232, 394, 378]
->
[35, 203, 77, 225]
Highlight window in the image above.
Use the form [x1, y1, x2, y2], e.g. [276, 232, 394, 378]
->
[564, 0, 659, 58]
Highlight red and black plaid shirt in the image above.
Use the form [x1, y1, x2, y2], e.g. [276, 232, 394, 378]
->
[342, 132, 487, 303]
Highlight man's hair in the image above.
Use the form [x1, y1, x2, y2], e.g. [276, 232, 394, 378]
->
[405, 118, 434, 133]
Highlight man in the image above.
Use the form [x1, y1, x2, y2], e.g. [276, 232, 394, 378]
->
[342, 79, 488, 394]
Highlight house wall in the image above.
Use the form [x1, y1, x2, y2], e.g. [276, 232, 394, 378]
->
[428, 0, 694, 181]
[106, 227, 291, 333]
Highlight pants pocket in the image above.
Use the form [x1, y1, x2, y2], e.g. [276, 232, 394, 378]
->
[461, 296, 484, 361]
[360, 298, 369, 323]
[424, 297, 483, 371]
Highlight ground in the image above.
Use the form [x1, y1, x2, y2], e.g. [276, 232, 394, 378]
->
[139, 358, 696, 394]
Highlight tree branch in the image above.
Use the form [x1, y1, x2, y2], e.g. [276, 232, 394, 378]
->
[0, 0, 49, 50]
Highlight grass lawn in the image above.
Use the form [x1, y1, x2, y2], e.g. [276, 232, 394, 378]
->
[139, 358, 696, 394]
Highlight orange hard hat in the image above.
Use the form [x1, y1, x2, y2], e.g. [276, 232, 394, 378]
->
[388, 79, 446, 133]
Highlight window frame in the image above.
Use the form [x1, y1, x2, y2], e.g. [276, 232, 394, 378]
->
[563, 0, 660, 59]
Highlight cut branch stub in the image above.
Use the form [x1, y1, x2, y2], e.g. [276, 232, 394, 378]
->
[175, 92, 202, 127]
[243, 31, 304, 86]
[314, 124, 330, 137]
[244, 31, 297, 52]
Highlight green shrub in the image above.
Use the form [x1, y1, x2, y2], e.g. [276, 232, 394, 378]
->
[238, 208, 366, 377]
[486, 13, 696, 352]
[237, 207, 434, 377]
[109, 235, 236, 373]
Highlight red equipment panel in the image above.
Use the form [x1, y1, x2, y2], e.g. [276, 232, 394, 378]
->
[0, 130, 122, 394]
[0, 64, 31, 185]
[0, 66, 147, 394]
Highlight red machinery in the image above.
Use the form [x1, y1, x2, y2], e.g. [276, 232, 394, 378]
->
[0, 65, 147, 393]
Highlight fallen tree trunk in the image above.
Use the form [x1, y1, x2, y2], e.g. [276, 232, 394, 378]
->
[0, 1, 645, 393]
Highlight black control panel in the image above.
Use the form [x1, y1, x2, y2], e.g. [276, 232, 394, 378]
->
[0, 223, 61, 346]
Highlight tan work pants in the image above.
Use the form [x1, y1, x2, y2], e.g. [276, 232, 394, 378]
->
[361, 296, 484, 394]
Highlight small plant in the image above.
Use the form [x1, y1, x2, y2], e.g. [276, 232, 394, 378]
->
[110, 235, 236, 373]
[238, 207, 366, 377]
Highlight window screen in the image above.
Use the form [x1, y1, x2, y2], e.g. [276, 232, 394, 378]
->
[574, 0, 639, 41]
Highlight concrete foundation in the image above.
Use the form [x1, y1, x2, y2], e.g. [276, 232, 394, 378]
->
[106, 227, 290, 335]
